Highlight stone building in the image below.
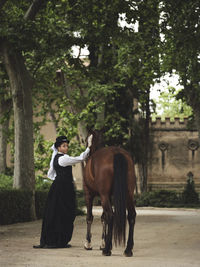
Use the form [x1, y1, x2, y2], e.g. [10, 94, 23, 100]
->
[148, 117, 200, 192]
[39, 116, 200, 192]
[6, 116, 199, 192]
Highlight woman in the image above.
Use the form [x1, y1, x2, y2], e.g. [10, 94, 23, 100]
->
[33, 134, 93, 248]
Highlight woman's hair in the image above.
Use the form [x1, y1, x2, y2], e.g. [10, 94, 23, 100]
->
[54, 136, 69, 149]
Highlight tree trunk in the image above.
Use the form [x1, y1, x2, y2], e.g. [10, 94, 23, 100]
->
[0, 120, 8, 173]
[0, 97, 11, 173]
[142, 89, 150, 192]
[2, 43, 36, 220]
[77, 121, 88, 145]
[185, 84, 200, 146]
[193, 106, 200, 145]
[0, 106, 9, 173]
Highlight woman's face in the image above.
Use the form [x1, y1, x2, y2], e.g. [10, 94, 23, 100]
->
[58, 142, 69, 154]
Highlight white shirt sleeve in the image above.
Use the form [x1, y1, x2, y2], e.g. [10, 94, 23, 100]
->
[58, 147, 90, 167]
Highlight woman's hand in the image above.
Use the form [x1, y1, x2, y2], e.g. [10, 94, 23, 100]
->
[87, 134, 93, 148]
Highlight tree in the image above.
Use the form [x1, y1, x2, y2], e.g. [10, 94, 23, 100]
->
[161, 0, 200, 142]
[135, 0, 160, 192]
[151, 86, 193, 120]
[56, 0, 162, 192]
[0, 63, 12, 173]
[113, 0, 161, 192]
[0, 0, 75, 219]
[63, 0, 131, 144]
[0, 0, 48, 219]
[0, 0, 168, 198]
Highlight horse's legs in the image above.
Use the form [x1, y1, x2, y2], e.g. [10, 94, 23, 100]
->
[84, 190, 94, 250]
[100, 212, 106, 250]
[124, 196, 136, 257]
[100, 196, 112, 250]
[101, 196, 113, 256]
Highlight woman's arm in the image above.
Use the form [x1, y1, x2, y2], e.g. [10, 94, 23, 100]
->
[58, 147, 90, 167]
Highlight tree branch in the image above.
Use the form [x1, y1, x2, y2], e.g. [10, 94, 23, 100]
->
[24, 0, 45, 21]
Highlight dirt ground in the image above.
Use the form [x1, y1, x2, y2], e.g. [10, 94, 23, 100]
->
[0, 207, 200, 267]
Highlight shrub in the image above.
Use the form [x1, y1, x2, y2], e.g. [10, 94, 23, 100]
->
[0, 174, 13, 189]
[0, 189, 86, 225]
[35, 190, 48, 219]
[76, 190, 86, 215]
[0, 173, 53, 191]
[0, 189, 33, 225]
[35, 177, 52, 191]
[182, 179, 199, 205]
[135, 190, 181, 207]
[76, 190, 85, 208]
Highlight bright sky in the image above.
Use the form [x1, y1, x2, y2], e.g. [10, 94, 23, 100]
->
[150, 73, 181, 101]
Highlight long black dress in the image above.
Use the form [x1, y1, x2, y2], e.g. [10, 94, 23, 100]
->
[39, 153, 76, 248]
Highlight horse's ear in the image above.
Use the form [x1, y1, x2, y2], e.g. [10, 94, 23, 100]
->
[87, 128, 95, 135]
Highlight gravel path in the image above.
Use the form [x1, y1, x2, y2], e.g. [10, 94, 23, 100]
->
[0, 207, 200, 267]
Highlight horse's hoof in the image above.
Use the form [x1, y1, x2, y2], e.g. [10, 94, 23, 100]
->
[84, 241, 92, 250]
[102, 249, 112, 256]
[100, 244, 105, 250]
[100, 240, 105, 250]
[84, 246, 92, 250]
[124, 250, 133, 257]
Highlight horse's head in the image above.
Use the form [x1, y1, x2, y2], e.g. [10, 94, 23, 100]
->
[86, 129, 104, 155]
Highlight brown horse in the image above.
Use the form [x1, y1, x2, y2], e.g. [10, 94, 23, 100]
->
[83, 130, 136, 257]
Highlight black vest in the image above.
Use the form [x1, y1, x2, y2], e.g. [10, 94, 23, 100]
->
[53, 154, 73, 183]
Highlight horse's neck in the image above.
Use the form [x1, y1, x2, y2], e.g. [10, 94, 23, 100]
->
[90, 146, 97, 155]
[90, 130, 104, 155]
[90, 143, 103, 155]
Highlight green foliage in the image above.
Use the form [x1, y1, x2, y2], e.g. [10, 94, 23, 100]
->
[135, 189, 200, 208]
[1, 0, 163, 165]
[75, 190, 86, 215]
[152, 86, 193, 120]
[135, 190, 181, 207]
[35, 177, 52, 191]
[0, 174, 13, 189]
[76, 190, 85, 209]
[161, 0, 200, 112]
[2, 0, 200, 200]
[34, 133, 53, 180]
[0, 189, 85, 225]
[0, 171, 52, 191]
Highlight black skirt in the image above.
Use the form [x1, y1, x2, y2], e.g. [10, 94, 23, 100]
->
[40, 155, 76, 248]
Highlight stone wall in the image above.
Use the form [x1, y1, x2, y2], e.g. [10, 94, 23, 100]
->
[148, 117, 200, 192]
[6, 116, 200, 192]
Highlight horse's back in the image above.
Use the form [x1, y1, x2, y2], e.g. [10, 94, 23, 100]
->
[94, 146, 134, 171]
[84, 146, 135, 194]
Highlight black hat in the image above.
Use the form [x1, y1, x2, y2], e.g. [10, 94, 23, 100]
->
[54, 136, 69, 148]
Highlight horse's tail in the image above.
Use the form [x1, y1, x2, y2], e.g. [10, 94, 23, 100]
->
[113, 153, 127, 246]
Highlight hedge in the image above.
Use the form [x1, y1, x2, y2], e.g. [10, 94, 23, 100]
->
[0, 189, 85, 225]
[135, 189, 200, 208]
[1, 188, 199, 225]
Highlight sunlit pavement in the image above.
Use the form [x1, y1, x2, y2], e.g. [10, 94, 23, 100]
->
[84, 206, 199, 216]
